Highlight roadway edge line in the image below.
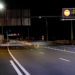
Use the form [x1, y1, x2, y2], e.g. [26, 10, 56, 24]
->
[8, 47, 31, 75]
[44, 47, 75, 54]
[10, 60, 23, 75]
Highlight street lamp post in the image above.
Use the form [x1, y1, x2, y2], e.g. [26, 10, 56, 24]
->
[61, 20, 74, 44]
[45, 17, 48, 41]
[38, 16, 49, 41]
[71, 20, 73, 44]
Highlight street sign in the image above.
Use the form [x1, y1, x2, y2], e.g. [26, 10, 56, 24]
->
[62, 8, 75, 20]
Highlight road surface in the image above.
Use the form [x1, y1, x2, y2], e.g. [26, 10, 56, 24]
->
[0, 45, 75, 75]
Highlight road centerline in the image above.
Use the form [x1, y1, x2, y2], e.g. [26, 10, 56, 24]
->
[8, 47, 30, 75]
[10, 60, 23, 75]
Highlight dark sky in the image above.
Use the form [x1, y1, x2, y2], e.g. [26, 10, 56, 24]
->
[5, 0, 75, 16]
[1, 0, 75, 40]
[5, 0, 75, 8]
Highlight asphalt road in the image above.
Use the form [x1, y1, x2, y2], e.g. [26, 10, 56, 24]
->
[1, 45, 75, 75]
[0, 48, 17, 75]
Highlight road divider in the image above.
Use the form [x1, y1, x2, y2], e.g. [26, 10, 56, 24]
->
[8, 47, 30, 75]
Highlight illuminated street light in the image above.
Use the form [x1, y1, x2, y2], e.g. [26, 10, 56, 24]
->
[38, 16, 42, 19]
[0, 2, 5, 12]
[0, 2, 6, 42]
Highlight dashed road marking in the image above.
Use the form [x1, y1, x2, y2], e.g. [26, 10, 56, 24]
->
[59, 58, 71, 62]
[39, 52, 44, 55]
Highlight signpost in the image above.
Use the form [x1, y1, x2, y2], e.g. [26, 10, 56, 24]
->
[62, 8, 75, 20]
[62, 8, 75, 43]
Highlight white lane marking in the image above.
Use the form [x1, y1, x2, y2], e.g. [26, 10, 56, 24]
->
[45, 47, 64, 51]
[59, 58, 71, 62]
[8, 48, 30, 75]
[65, 50, 75, 54]
[45, 47, 75, 54]
[10, 60, 23, 75]
[39, 52, 44, 55]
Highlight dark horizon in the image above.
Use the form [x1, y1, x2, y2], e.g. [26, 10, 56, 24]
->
[0, 20, 73, 40]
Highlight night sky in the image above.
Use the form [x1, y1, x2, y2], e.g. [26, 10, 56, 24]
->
[0, 0, 75, 40]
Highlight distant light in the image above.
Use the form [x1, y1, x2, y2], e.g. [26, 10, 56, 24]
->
[17, 33, 19, 36]
[38, 16, 42, 19]
[13, 33, 16, 36]
[64, 9, 70, 17]
[0, 2, 5, 11]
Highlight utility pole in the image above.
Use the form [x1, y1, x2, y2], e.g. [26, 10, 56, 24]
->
[45, 17, 48, 41]
[71, 20, 73, 44]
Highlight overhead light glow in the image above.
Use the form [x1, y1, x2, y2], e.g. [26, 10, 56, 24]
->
[0, 2, 5, 11]
[64, 9, 70, 17]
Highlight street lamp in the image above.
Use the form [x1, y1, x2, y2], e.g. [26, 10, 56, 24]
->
[0, 2, 6, 12]
[39, 16, 48, 41]
[0, 2, 6, 35]
[45, 17, 48, 41]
